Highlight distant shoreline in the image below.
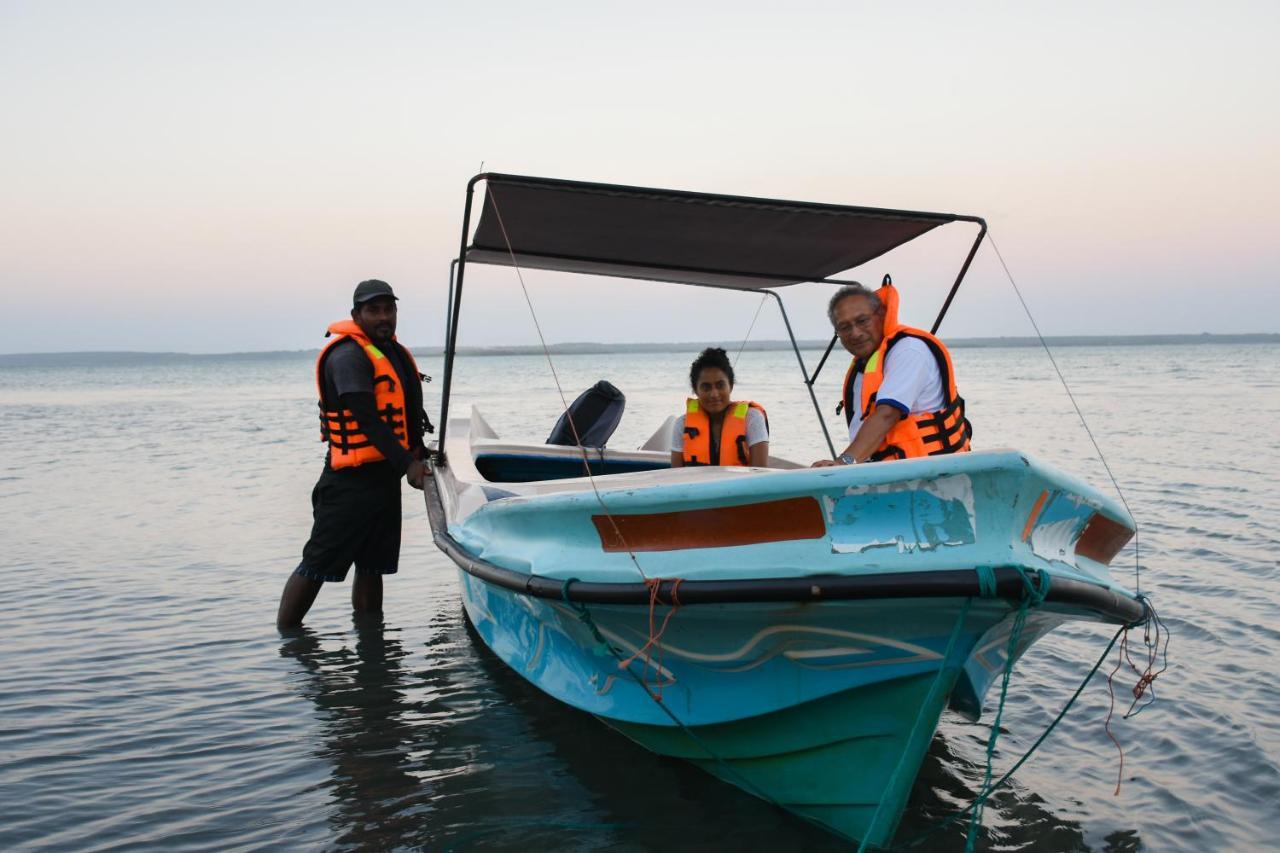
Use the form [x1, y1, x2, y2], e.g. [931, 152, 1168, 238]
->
[2, 333, 1277, 365]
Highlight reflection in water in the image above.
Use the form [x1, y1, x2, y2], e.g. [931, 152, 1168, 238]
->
[457, 616, 847, 852]
[280, 616, 422, 848]
[900, 732, 1092, 852]
[279, 609, 637, 850]
[279, 606, 1114, 851]
[279, 609, 851, 851]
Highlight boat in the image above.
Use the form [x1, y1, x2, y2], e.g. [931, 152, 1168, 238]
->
[424, 174, 1147, 847]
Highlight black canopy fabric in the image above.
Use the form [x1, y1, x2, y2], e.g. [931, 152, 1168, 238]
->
[466, 174, 959, 290]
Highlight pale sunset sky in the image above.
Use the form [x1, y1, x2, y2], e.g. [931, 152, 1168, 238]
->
[2, 1, 1277, 353]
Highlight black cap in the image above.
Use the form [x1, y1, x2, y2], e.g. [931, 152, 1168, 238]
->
[353, 279, 398, 306]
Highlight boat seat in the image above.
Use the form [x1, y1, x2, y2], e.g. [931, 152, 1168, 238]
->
[546, 381, 625, 448]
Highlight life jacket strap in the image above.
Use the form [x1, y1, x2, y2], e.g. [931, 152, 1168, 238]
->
[916, 396, 971, 452]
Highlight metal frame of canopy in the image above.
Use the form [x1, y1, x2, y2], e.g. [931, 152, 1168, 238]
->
[434, 173, 987, 460]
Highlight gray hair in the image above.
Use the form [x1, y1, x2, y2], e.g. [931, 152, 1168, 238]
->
[827, 283, 882, 326]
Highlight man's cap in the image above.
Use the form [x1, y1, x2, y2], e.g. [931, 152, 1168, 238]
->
[353, 279, 398, 306]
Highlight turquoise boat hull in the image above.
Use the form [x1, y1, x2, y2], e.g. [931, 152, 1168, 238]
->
[457, 569, 1064, 846]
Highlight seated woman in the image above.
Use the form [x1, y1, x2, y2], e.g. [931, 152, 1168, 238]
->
[670, 347, 770, 467]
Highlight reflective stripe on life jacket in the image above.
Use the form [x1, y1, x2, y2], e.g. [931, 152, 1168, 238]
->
[682, 399, 768, 466]
[316, 320, 421, 469]
[840, 277, 972, 461]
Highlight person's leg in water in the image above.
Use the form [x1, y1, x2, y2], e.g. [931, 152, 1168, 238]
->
[281, 468, 369, 629]
[352, 573, 383, 614]
[278, 573, 323, 629]
[349, 472, 397, 616]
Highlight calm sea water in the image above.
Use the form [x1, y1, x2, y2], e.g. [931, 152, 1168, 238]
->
[1, 343, 1277, 851]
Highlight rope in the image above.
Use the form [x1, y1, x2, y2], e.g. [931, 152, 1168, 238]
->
[888, 620, 1128, 851]
[1104, 595, 1168, 795]
[617, 578, 685, 700]
[484, 187, 649, 582]
[733, 294, 769, 367]
[986, 231, 1143, 596]
[488, 186, 705, 705]
[962, 568, 1049, 850]
[975, 566, 998, 599]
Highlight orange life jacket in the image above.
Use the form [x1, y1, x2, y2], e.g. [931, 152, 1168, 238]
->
[682, 399, 768, 466]
[840, 279, 972, 461]
[316, 320, 420, 469]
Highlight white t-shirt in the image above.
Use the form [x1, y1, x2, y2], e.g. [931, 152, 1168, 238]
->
[670, 407, 769, 454]
[847, 337, 944, 441]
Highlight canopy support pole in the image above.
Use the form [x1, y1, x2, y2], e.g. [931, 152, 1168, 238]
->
[930, 218, 988, 334]
[765, 290, 837, 459]
[807, 334, 839, 386]
[444, 258, 457, 349]
[437, 176, 485, 460]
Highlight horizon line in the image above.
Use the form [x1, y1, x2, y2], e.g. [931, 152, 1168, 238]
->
[1, 331, 1278, 361]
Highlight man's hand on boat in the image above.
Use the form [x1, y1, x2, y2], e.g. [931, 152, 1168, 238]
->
[811, 406, 903, 467]
[406, 459, 426, 489]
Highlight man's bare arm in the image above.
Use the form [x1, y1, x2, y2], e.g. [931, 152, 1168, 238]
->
[812, 404, 904, 467]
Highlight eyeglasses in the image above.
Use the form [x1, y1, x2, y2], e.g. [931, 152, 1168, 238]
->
[834, 313, 878, 335]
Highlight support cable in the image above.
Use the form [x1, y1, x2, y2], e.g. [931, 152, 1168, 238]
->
[986, 231, 1143, 595]
[733, 294, 769, 367]
[483, 187, 650, 583]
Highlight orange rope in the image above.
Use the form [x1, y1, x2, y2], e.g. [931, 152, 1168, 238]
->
[1104, 600, 1166, 796]
[618, 578, 684, 700]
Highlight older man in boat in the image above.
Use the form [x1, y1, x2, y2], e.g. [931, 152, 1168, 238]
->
[277, 279, 431, 629]
[813, 278, 972, 467]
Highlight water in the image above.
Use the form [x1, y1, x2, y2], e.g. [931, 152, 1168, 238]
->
[1, 343, 1277, 851]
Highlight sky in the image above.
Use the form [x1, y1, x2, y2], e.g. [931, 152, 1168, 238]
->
[2, 0, 1278, 354]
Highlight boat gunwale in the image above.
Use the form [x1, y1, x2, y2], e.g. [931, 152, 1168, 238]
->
[424, 472, 1147, 625]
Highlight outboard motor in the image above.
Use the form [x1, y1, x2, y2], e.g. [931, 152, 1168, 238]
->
[546, 381, 625, 447]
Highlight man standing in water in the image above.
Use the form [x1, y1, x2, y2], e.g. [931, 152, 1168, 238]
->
[813, 278, 971, 466]
[277, 279, 430, 629]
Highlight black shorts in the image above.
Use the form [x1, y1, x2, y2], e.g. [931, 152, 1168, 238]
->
[295, 464, 402, 582]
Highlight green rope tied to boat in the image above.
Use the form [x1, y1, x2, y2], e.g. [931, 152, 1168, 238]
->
[963, 568, 1051, 852]
[975, 566, 999, 599]
[560, 577, 614, 658]
[887, 620, 1127, 851]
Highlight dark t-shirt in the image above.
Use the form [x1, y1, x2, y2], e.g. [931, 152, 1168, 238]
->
[321, 339, 424, 474]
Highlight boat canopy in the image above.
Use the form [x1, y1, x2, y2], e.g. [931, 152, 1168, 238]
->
[439, 172, 987, 456]
[466, 173, 966, 290]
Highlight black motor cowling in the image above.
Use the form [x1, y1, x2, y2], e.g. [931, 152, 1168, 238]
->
[545, 381, 625, 448]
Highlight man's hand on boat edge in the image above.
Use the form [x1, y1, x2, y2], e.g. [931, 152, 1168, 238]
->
[406, 456, 427, 489]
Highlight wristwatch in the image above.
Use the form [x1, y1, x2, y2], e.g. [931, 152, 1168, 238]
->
[838, 453, 856, 465]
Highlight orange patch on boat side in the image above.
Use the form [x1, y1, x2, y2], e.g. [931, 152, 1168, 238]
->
[1075, 512, 1134, 565]
[592, 497, 826, 553]
[1021, 490, 1050, 542]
